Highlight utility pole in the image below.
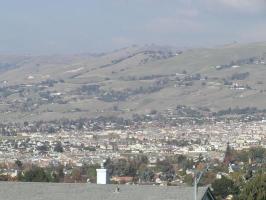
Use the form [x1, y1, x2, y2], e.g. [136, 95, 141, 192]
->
[194, 173, 197, 200]
[193, 165, 209, 200]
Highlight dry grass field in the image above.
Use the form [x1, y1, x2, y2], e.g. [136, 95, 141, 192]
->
[0, 42, 266, 122]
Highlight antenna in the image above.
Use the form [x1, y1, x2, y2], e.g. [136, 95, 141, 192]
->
[101, 159, 106, 168]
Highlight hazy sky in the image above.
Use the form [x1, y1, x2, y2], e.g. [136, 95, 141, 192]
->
[0, 0, 265, 54]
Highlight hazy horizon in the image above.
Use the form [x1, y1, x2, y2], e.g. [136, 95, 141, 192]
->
[0, 0, 266, 54]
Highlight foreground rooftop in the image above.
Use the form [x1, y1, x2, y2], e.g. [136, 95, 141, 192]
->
[0, 182, 215, 200]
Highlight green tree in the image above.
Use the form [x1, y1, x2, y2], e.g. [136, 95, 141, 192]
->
[138, 164, 154, 182]
[249, 147, 265, 163]
[71, 168, 82, 182]
[15, 159, 23, 169]
[212, 176, 239, 199]
[86, 164, 100, 183]
[224, 143, 235, 164]
[54, 142, 64, 153]
[236, 173, 266, 200]
[20, 167, 52, 182]
[105, 158, 137, 177]
[155, 159, 175, 182]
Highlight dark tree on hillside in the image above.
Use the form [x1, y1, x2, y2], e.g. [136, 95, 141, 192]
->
[54, 142, 64, 153]
[224, 143, 235, 165]
[15, 159, 23, 170]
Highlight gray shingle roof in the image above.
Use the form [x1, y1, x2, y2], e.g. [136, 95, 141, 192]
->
[0, 182, 211, 200]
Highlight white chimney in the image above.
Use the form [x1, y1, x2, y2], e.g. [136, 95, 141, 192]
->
[96, 162, 107, 184]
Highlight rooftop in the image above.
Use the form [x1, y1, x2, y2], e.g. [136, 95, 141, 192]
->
[0, 182, 214, 200]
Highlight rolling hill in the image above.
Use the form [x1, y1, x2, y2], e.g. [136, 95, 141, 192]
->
[0, 42, 266, 122]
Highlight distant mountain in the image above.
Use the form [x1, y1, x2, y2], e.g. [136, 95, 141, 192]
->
[0, 42, 266, 122]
